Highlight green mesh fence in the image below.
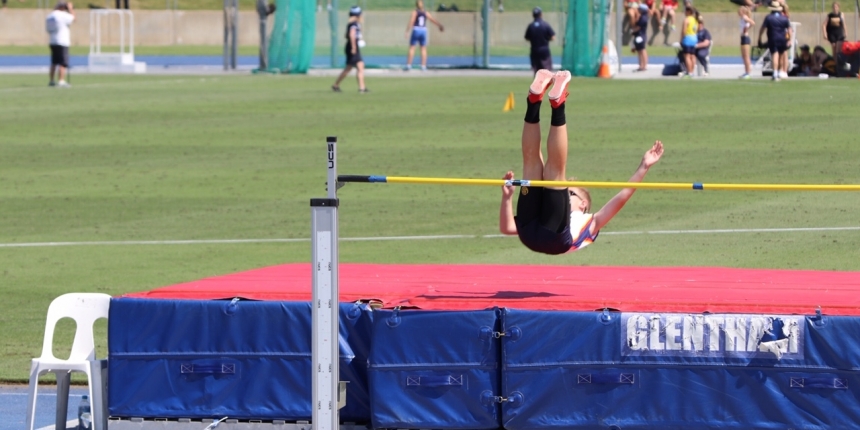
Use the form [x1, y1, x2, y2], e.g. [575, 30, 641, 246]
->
[268, 0, 316, 73]
[561, 0, 608, 76]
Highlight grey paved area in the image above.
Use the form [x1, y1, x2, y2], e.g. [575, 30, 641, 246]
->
[1, 384, 88, 430]
[0, 62, 778, 80]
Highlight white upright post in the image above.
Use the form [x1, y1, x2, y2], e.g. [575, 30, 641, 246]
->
[310, 137, 340, 430]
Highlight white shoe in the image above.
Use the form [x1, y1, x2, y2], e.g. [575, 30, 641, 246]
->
[498, 4, 503, 12]
[57, 80, 70, 87]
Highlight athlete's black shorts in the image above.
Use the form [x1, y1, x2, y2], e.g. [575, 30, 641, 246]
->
[514, 187, 572, 255]
[49, 44, 69, 67]
[345, 47, 363, 67]
[740, 35, 751, 46]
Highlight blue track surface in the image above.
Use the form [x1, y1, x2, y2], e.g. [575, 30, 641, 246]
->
[0, 385, 88, 430]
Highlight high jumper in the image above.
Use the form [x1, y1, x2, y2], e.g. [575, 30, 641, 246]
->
[499, 69, 663, 255]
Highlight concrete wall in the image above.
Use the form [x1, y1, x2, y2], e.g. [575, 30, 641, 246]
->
[1, 9, 856, 49]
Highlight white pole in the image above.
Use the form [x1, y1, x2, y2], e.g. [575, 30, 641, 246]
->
[310, 137, 341, 430]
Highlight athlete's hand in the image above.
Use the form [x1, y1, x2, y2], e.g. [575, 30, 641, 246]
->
[642, 140, 664, 168]
[501, 171, 515, 198]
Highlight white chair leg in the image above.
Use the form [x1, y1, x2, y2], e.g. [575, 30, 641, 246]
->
[25, 363, 41, 430]
[57, 370, 72, 430]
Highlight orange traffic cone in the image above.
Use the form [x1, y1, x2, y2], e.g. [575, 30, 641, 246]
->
[597, 45, 611, 78]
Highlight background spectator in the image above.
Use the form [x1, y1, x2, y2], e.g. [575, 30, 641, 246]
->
[738, 6, 755, 79]
[332, 6, 368, 93]
[46, 1, 75, 87]
[404, 0, 444, 71]
[789, 44, 813, 76]
[679, 6, 697, 77]
[256, 0, 276, 71]
[812, 45, 836, 75]
[659, 0, 678, 34]
[525, 7, 555, 73]
[823, 2, 846, 59]
[758, 0, 791, 81]
[631, 3, 649, 71]
[695, 15, 711, 75]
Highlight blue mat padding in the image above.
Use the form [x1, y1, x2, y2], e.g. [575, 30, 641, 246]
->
[108, 299, 860, 428]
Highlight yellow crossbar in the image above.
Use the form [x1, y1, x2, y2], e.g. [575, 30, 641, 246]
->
[378, 176, 860, 191]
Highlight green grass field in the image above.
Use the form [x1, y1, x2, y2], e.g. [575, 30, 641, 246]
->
[2, 74, 859, 383]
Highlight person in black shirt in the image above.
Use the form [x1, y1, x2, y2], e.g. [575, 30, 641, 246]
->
[694, 16, 711, 75]
[525, 7, 556, 73]
[823, 2, 846, 57]
[630, 3, 649, 71]
[332, 6, 368, 93]
[758, 1, 791, 81]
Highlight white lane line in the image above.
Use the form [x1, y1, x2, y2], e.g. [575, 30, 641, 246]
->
[0, 226, 858, 248]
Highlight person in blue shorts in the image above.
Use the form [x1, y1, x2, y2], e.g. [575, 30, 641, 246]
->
[679, 6, 698, 77]
[499, 69, 665, 255]
[758, 0, 792, 81]
[404, 0, 444, 71]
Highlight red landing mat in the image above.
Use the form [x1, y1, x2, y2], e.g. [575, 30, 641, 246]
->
[123, 264, 860, 315]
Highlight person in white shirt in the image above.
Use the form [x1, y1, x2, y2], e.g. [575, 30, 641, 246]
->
[45, 1, 75, 87]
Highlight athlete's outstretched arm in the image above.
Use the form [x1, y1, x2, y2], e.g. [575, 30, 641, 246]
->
[426, 12, 444, 31]
[499, 171, 518, 235]
[592, 141, 663, 232]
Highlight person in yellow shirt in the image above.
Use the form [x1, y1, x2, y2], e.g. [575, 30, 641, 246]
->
[679, 7, 698, 77]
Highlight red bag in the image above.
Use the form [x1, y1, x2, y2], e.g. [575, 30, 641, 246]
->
[842, 41, 860, 56]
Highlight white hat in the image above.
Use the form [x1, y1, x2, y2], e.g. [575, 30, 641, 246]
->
[349, 5, 362, 15]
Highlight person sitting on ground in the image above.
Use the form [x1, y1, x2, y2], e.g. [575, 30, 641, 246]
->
[499, 69, 664, 255]
[789, 44, 814, 76]
[812, 45, 836, 75]
[694, 15, 712, 75]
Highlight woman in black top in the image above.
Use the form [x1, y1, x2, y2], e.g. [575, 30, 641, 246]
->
[332, 6, 368, 93]
[822, 2, 846, 57]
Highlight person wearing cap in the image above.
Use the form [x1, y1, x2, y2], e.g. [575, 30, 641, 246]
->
[630, 3, 650, 71]
[45, 1, 75, 87]
[525, 7, 556, 73]
[332, 6, 368, 93]
[499, 69, 664, 256]
[404, 0, 444, 71]
[758, 0, 791, 81]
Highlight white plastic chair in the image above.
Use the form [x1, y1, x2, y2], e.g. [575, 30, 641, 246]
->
[25, 293, 111, 430]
